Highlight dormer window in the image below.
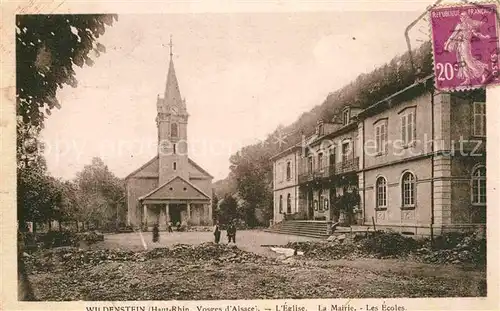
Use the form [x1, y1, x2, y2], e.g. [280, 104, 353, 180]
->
[343, 109, 350, 125]
[317, 123, 324, 136]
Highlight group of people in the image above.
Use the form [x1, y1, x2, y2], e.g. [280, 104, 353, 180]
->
[151, 220, 237, 244]
[213, 220, 237, 244]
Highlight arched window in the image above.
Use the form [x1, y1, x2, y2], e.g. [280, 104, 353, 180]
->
[279, 195, 283, 213]
[472, 166, 486, 205]
[401, 172, 415, 207]
[286, 161, 291, 180]
[171, 123, 178, 138]
[287, 193, 292, 214]
[376, 177, 387, 208]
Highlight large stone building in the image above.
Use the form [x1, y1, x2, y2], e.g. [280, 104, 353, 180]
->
[125, 46, 213, 229]
[272, 76, 486, 235]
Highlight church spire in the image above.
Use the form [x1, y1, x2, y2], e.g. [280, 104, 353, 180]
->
[164, 35, 184, 110]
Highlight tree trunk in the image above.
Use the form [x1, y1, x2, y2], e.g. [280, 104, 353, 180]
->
[75, 220, 79, 232]
[58, 220, 62, 232]
[18, 253, 36, 301]
[48, 220, 52, 231]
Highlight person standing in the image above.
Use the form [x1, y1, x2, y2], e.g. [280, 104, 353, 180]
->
[167, 221, 173, 233]
[227, 220, 237, 243]
[213, 221, 221, 243]
[152, 223, 160, 242]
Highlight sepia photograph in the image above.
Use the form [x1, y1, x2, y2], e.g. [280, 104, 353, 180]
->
[9, 0, 495, 306]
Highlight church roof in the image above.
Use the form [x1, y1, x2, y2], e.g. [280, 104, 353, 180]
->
[188, 158, 214, 179]
[139, 175, 211, 202]
[164, 57, 184, 109]
[124, 156, 213, 181]
[124, 156, 159, 181]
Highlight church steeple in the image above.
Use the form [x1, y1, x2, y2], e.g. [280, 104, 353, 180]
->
[157, 36, 189, 184]
[164, 36, 184, 110]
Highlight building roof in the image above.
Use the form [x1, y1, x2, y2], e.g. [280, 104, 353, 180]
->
[269, 144, 302, 161]
[358, 74, 434, 119]
[139, 175, 211, 202]
[124, 155, 159, 181]
[188, 158, 214, 179]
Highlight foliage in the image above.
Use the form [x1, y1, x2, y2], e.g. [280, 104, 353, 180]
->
[216, 194, 238, 226]
[74, 157, 126, 230]
[16, 14, 118, 128]
[38, 231, 80, 248]
[334, 191, 360, 212]
[16, 14, 117, 232]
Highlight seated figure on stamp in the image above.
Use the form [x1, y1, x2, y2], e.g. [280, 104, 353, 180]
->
[444, 11, 490, 85]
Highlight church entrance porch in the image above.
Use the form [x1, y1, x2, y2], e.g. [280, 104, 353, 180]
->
[142, 201, 212, 230]
[168, 203, 186, 226]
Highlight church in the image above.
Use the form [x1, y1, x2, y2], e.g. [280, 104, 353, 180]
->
[125, 41, 214, 230]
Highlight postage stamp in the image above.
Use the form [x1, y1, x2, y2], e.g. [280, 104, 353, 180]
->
[430, 3, 500, 91]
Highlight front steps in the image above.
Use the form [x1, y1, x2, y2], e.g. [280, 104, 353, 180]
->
[266, 221, 331, 239]
[266, 221, 375, 239]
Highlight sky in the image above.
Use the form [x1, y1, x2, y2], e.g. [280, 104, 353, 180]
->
[41, 10, 429, 181]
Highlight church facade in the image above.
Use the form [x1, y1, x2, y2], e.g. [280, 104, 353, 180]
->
[125, 48, 213, 230]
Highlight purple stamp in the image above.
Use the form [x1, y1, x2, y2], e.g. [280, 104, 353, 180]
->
[430, 3, 500, 91]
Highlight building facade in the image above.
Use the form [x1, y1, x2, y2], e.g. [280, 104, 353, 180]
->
[125, 49, 213, 230]
[272, 77, 486, 235]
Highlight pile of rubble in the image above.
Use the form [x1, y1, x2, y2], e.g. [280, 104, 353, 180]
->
[145, 243, 267, 263]
[24, 242, 268, 274]
[285, 231, 486, 266]
[413, 233, 486, 265]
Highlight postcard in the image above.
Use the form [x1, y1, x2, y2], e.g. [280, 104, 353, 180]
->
[1, 0, 499, 310]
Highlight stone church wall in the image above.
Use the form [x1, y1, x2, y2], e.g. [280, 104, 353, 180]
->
[126, 178, 158, 226]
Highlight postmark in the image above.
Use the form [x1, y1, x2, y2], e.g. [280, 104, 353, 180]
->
[429, 3, 500, 91]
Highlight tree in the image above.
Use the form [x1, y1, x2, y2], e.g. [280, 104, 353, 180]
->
[74, 157, 125, 230]
[16, 14, 118, 128]
[217, 195, 238, 226]
[16, 14, 118, 229]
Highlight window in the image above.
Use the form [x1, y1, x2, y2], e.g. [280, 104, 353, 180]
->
[279, 195, 283, 213]
[171, 123, 178, 138]
[329, 147, 336, 166]
[287, 193, 292, 214]
[173, 162, 177, 170]
[472, 166, 486, 205]
[308, 156, 313, 173]
[286, 161, 291, 180]
[401, 109, 416, 147]
[401, 172, 415, 207]
[277, 162, 283, 183]
[343, 109, 349, 125]
[342, 141, 351, 163]
[173, 143, 176, 154]
[318, 153, 324, 169]
[375, 121, 388, 154]
[473, 102, 486, 137]
[376, 177, 387, 208]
